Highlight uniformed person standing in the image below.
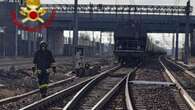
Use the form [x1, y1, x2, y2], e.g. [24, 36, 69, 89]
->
[32, 41, 56, 98]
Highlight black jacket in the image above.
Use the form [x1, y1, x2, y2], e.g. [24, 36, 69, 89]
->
[33, 49, 55, 70]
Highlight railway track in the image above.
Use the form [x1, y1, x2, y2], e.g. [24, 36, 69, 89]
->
[0, 57, 110, 91]
[101, 66, 138, 110]
[2, 56, 193, 110]
[102, 86, 126, 110]
[0, 75, 74, 103]
[63, 67, 134, 110]
[0, 64, 112, 110]
[0, 58, 75, 100]
[162, 57, 195, 100]
[160, 56, 195, 108]
[125, 56, 192, 110]
[16, 65, 120, 110]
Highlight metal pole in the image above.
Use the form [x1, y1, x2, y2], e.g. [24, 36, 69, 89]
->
[1, 27, 6, 57]
[2, 33, 5, 57]
[172, 34, 175, 58]
[92, 31, 95, 56]
[184, 0, 191, 64]
[184, 22, 190, 64]
[100, 32, 102, 56]
[15, 30, 18, 56]
[68, 31, 71, 56]
[109, 33, 112, 56]
[175, 32, 179, 60]
[33, 32, 37, 53]
[73, 0, 78, 67]
[15, 4, 19, 57]
[28, 32, 31, 56]
[191, 31, 195, 56]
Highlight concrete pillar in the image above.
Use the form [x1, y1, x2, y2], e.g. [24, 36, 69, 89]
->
[33, 32, 37, 54]
[100, 32, 102, 56]
[175, 32, 179, 60]
[47, 28, 64, 56]
[68, 31, 72, 56]
[4, 27, 16, 56]
[191, 30, 195, 56]
[92, 32, 95, 56]
[184, 31, 190, 64]
[172, 34, 175, 57]
[73, 0, 79, 66]
[15, 30, 18, 57]
[184, 17, 190, 64]
[24, 31, 28, 56]
[42, 29, 47, 42]
[28, 32, 32, 56]
[184, 1, 191, 64]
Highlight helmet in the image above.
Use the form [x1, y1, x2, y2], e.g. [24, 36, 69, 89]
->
[26, 0, 40, 7]
[40, 41, 47, 48]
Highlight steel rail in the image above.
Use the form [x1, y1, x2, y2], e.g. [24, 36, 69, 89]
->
[92, 67, 138, 110]
[125, 73, 134, 110]
[125, 66, 141, 110]
[63, 65, 120, 110]
[0, 74, 75, 105]
[19, 77, 93, 110]
[165, 57, 195, 78]
[91, 76, 126, 110]
[159, 56, 195, 109]
[0, 65, 110, 105]
[19, 65, 120, 110]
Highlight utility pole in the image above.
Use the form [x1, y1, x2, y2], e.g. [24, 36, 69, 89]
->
[69, 31, 71, 56]
[175, 32, 179, 60]
[100, 32, 102, 56]
[184, 0, 191, 64]
[175, 0, 179, 61]
[109, 33, 112, 56]
[0, 26, 6, 56]
[92, 32, 95, 56]
[172, 34, 175, 58]
[73, 0, 78, 67]
[15, 3, 19, 57]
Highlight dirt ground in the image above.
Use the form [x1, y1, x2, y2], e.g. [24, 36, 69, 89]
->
[190, 57, 195, 64]
[0, 56, 112, 99]
[0, 63, 72, 99]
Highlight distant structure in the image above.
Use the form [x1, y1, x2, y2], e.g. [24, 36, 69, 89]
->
[0, 1, 195, 64]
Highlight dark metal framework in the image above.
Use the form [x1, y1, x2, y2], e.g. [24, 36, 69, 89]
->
[42, 4, 193, 15]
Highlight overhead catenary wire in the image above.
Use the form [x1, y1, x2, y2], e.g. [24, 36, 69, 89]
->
[129, 0, 135, 5]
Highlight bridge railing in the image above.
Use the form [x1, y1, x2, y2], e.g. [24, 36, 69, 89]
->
[42, 4, 192, 15]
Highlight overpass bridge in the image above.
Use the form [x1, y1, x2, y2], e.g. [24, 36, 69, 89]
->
[43, 4, 189, 15]
[44, 13, 195, 33]
[0, 2, 195, 64]
[41, 4, 194, 33]
[41, 4, 195, 64]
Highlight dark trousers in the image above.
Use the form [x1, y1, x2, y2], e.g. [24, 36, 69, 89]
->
[37, 70, 49, 98]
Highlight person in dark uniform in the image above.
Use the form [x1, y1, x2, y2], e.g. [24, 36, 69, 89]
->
[32, 41, 56, 98]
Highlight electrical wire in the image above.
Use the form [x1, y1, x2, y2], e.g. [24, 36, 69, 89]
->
[129, 0, 135, 5]
[52, 0, 70, 4]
